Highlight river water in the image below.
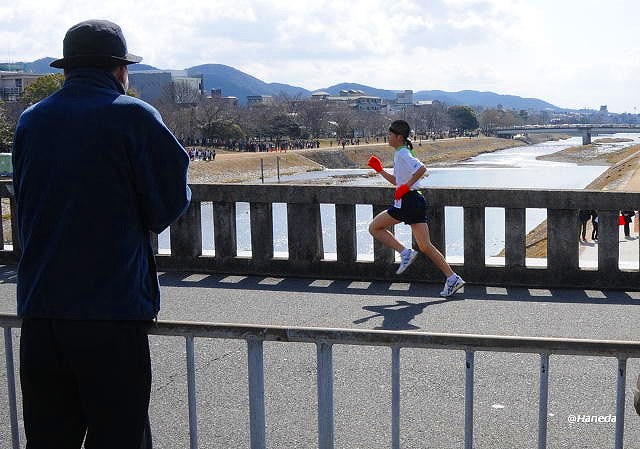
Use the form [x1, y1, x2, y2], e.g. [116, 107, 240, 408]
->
[161, 134, 640, 259]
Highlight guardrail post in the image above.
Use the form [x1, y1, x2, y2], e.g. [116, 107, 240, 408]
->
[465, 350, 475, 449]
[615, 357, 627, 449]
[317, 341, 334, 449]
[538, 353, 549, 449]
[4, 327, 19, 449]
[391, 346, 401, 449]
[186, 336, 198, 449]
[9, 196, 20, 256]
[247, 337, 266, 449]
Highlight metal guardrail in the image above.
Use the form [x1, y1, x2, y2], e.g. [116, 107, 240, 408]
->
[2, 314, 640, 449]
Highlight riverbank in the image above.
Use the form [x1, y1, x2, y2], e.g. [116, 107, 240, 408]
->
[512, 142, 640, 257]
[186, 134, 640, 260]
[187, 134, 566, 184]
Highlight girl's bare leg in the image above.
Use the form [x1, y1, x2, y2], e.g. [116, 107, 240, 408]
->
[410, 222, 454, 277]
[368, 211, 404, 253]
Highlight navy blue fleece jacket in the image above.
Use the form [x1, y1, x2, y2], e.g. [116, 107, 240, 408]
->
[13, 68, 191, 320]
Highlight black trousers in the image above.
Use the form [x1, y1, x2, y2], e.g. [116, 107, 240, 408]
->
[20, 318, 153, 449]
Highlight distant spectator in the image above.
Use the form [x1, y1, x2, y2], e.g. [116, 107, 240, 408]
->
[578, 209, 591, 242]
[621, 210, 635, 239]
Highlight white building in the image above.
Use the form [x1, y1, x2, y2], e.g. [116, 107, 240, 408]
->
[129, 70, 204, 104]
[0, 71, 45, 102]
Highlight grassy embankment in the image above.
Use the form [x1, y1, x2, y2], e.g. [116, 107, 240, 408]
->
[187, 135, 561, 184]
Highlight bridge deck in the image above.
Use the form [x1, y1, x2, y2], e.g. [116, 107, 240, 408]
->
[1, 267, 640, 448]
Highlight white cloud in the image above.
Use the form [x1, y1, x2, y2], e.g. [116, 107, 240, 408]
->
[2, 0, 640, 112]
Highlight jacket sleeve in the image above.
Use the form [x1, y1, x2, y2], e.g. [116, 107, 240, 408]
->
[130, 104, 191, 234]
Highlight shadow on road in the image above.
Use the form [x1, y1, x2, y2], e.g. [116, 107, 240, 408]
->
[352, 298, 462, 330]
[0, 265, 637, 306]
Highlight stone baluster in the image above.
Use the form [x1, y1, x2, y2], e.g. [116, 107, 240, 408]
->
[505, 208, 526, 268]
[335, 204, 356, 263]
[597, 210, 620, 274]
[213, 201, 237, 259]
[287, 202, 323, 262]
[373, 205, 394, 265]
[170, 201, 202, 258]
[250, 202, 273, 261]
[464, 207, 485, 274]
[546, 209, 578, 281]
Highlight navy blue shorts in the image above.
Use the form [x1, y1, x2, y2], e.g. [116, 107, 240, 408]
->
[387, 190, 428, 225]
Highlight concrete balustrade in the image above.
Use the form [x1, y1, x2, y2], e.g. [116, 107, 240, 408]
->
[0, 181, 638, 289]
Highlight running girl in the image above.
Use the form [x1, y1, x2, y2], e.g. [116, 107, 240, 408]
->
[367, 120, 465, 297]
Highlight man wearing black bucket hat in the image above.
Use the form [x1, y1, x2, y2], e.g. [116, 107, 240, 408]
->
[13, 20, 190, 448]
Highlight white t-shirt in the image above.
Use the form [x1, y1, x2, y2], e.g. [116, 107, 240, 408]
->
[394, 147, 426, 185]
[393, 146, 426, 207]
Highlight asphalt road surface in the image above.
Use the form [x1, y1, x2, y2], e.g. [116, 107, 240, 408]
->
[1, 266, 640, 448]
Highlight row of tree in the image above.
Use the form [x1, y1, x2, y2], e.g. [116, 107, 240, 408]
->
[151, 85, 482, 146]
[2, 73, 567, 152]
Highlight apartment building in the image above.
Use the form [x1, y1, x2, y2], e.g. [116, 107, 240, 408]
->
[0, 71, 43, 101]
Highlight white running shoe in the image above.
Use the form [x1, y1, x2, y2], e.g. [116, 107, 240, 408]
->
[440, 275, 465, 297]
[396, 249, 418, 274]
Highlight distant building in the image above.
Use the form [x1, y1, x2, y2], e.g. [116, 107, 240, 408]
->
[205, 88, 238, 107]
[310, 89, 383, 111]
[0, 71, 45, 102]
[600, 105, 608, 113]
[247, 95, 274, 106]
[220, 96, 239, 107]
[128, 70, 204, 104]
[311, 91, 330, 100]
[353, 96, 383, 111]
[396, 90, 413, 105]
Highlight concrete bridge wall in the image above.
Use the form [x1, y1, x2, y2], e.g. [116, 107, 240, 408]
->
[0, 182, 638, 290]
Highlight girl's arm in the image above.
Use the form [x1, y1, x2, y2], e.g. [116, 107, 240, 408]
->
[404, 166, 426, 188]
[378, 169, 396, 185]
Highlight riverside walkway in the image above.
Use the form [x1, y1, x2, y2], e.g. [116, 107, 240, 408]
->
[1, 266, 640, 449]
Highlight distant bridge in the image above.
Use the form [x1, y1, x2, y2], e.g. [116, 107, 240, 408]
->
[493, 124, 640, 145]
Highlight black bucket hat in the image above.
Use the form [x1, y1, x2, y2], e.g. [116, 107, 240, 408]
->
[50, 19, 142, 69]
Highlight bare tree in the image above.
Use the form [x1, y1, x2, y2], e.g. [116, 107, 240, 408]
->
[242, 103, 280, 140]
[330, 106, 358, 139]
[297, 99, 330, 138]
[479, 108, 522, 130]
[192, 95, 246, 144]
[274, 92, 303, 115]
[419, 101, 450, 132]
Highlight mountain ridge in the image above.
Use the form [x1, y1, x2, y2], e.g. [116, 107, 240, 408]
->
[14, 58, 563, 111]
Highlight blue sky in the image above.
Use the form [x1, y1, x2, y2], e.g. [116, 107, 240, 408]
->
[2, 0, 639, 112]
